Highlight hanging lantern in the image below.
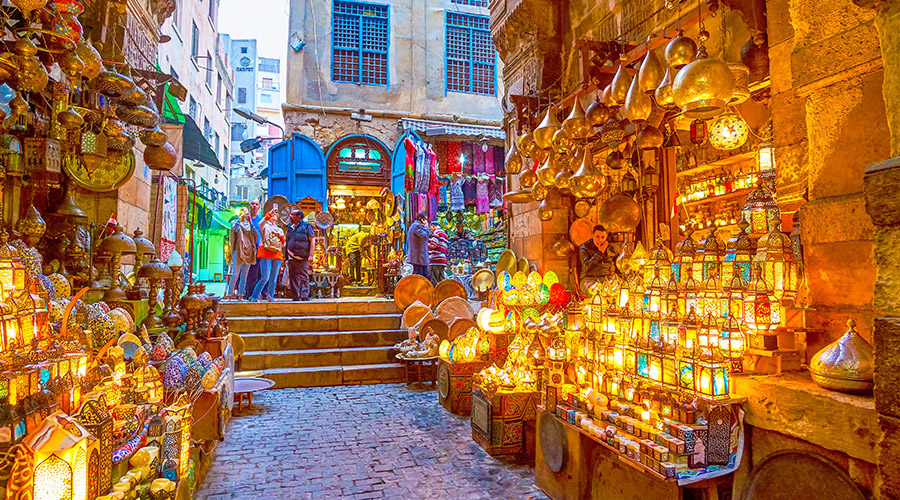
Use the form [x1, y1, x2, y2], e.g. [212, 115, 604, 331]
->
[504, 141, 524, 175]
[551, 128, 572, 154]
[533, 108, 561, 150]
[672, 46, 734, 119]
[671, 229, 696, 284]
[724, 263, 750, 320]
[600, 118, 625, 150]
[636, 125, 664, 151]
[662, 274, 679, 316]
[624, 73, 652, 123]
[518, 131, 536, 158]
[644, 239, 672, 283]
[699, 273, 726, 320]
[741, 184, 781, 235]
[569, 148, 605, 199]
[756, 141, 776, 192]
[665, 31, 697, 69]
[563, 98, 591, 140]
[677, 305, 701, 353]
[6, 411, 98, 500]
[743, 266, 780, 337]
[537, 199, 554, 221]
[586, 97, 610, 126]
[518, 168, 537, 189]
[718, 316, 746, 372]
[535, 153, 561, 186]
[610, 65, 631, 106]
[693, 227, 725, 281]
[708, 112, 750, 150]
[689, 119, 707, 145]
[638, 50, 664, 93]
[677, 268, 700, 317]
[655, 68, 675, 108]
[755, 216, 800, 302]
[643, 268, 665, 314]
[698, 313, 720, 350]
[694, 352, 729, 400]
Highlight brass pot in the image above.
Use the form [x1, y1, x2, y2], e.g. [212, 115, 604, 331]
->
[809, 319, 874, 394]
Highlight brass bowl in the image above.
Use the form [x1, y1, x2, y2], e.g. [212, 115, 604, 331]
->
[95, 70, 136, 97]
[117, 105, 159, 128]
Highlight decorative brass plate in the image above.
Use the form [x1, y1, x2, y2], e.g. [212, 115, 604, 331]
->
[65, 152, 136, 192]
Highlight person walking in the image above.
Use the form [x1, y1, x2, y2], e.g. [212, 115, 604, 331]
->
[406, 212, 430, 278]
[344, 229, 368, 285]
[428, 222, 448, 284]
[285, 209, 316, 301]
[242, 199, 262, 299]
[249, 209, 285, 302]
[226, 208, 258, 300]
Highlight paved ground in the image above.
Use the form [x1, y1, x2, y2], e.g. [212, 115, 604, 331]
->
[196, 384, 549, 500]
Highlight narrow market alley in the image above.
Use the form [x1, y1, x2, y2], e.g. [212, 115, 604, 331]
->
[196, 385, 548, 500]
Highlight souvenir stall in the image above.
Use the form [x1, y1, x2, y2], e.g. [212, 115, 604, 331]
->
[0, 1, 237, 499]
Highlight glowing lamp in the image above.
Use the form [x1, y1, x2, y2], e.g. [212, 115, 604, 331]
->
[698, 313, 720, 350]
[662, 275, 679, 316]
[718, 316, 746, 372]
[695, 356, 729, 400]
[755, 216, 800, 302]
[644, 268, 665, 313]
[699, 272, 727, 319]
[584, 293, 605, 333]
[724, 265, 749, 320]
[75, 396, 113, 495]
[662, 355, 677, 387]
[7, 411, 98, 500]
[743, 266, 781, 334]
[741, 183, 780, 235]
[677, 268, 700, 317]
[0, 399, 25, 452]
[662, 309, 680, 348]
[722, 218, 754, 284]
[707, 112, 749, 150]
[756, 141, 776, 192]
[0, 234, 26, 300]
[671, 229, 696, 284]
[644, 239, 672, 283]
[438, 340, 450, 360]
[677, 306, 700, 353]
[693, 227, 725, 281]
[602, 304, 620, 337]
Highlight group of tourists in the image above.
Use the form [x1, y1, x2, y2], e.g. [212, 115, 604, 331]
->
[226, 200, 317, 302]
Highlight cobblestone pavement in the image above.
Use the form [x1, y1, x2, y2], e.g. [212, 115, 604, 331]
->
[196, 384, 549, 500]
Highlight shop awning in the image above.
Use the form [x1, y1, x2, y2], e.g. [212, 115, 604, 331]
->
[176, 116, 222, 170]
[399, 118, 505, 143]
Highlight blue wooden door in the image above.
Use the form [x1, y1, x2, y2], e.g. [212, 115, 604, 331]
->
[268, 135, 327, 206]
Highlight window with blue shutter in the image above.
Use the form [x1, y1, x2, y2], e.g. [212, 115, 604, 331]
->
[445, 12, 496, 95]
[331, 1, 389, 86]
[450, 0, 488, 6]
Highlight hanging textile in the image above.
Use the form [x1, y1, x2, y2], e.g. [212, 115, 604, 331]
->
[427, 144, 440, 197]
[438, 180, 449, 212]
[462, 178, 477, 206]
[414, 141, 431, 193]
[447, 142, 462, 173]
[484, 146, 495, 175]
[404, 137, 417, 192]
[489, 178, 504, 208]
[461, 143, 474, 176]
[473, 147, 485, 175]
[476, 179, 490, 214]
[436, 142, 450, 175]
[493, 146, 506, 176]
[449, 178, 465, 212]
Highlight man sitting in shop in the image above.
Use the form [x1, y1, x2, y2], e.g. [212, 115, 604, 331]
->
[344, 229, 368, 285]
[579, 224, 618, 295]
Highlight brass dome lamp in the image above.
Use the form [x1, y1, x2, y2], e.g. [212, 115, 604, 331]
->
[504, 140, 524, 174]
[562, 98, 591, 140]
[586, 97, 610, 126]
[638, 49, 664, 93]
[672, 46, 735, 119]
[137, 256, 171, 330]
[569, 149, 605, 199]
[809, 319, 874, 394]
[533, 107, 561, 150]
[665, 30, 697, 69]
[97, 225, 135, 302]
[130, 228, 155, 299]
[624, 71, 652, 123]
[655, 67, 675, 108]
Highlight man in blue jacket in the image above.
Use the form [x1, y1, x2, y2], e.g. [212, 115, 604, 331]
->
[285, 209, 316, 301]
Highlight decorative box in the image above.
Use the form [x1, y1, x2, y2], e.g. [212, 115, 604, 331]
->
[471, 387, 538, 456]
[749, 332, 779, 350]
[438, 359, 485, 415]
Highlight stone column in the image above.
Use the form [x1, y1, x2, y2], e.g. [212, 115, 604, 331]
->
[860, 2, 900, 498]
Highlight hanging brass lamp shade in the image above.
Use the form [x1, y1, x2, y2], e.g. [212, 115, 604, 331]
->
[563, 97, 591, 139]
[636, 125, 664, 150]
[600, 118, 626, 150]
[533, 107, 561, 150]
[655, 67, 675, 107]
[53, 184, 86, 219]
[569, 149, 605, 199]
[638, 50, 664, 93]
[551, 129, 572, 154]
[536, 154, 562, 186]
[518, 168, 538, 189]
[809, 319, 874, 394]
[518, 131, 536, 158]
[665, 31, 697, 69]
[602, 84, 615, 108]
[537, 199, 554, 221]
[610, 65, 631, 106]
[672, 47, 734, 119]
[728, 61, 751, 104]
[505, 141, 524, 174]
[586, 97, 610, 126]
[624, 72, 652, 123]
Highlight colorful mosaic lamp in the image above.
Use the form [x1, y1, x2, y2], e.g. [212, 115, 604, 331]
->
[755, 216, 800, 303]
[699, 272, 727, 320]
[722, 218, 754, 284]
[693, 227, 725, 281]
[743, 265, 781, 351]
[695, 352, 729, 401]
[718, 315, 746, 372]
[741, 183, 780, 236]
[0, 233, 25, 302]
[671, 228, 696, 284]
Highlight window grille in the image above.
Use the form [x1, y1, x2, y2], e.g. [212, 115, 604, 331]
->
[450, 0, 488, 6]
[445, 12, 496, 95]
[331, 1, 389, 86]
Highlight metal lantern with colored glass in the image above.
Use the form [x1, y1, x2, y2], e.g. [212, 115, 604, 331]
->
[671, 229, 696, 284]
[741, 183, 780, 236]
[75, 396, 113, 495]
[694, 353, 729, 401]
[698, 312, 720, 350]
[678, 305, 701, 353]
[644, 267, 666, 313]
[0, 233, 25, 302]
[756, 141, 776, 192]
[722, 218, 754, 284]
[755, 216, 800, 303]
[724, 263, 750, 320]
[743, 266, 781, 350]
[718, 316, 746, 372]
[693, 227, 725, 281]
[662, 308, 680, 349]
[662, 274, 679, 316]
[644, 239, 672, 283]
[677, 268, 700, 317]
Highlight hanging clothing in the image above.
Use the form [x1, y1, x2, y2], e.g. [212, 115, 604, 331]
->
[447, 142, 462, 173]
[427, 145, 440, 197]
[462, 179, 477, 206]
[489, 178, 504, 208]
[485, 146, 495, 175]
[494, 146, 506, 176]
[461, 143, 474, 176]
[436, 142, 450, 175]
[415, 141, 431, 193]
[438, 181, 449, 212]
[473, 147, 485, 175]
[476, 179, 490, 214]
[449, 178, 465, 212]
[404, 137, 417, 192]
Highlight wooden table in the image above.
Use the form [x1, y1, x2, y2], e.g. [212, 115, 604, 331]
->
[233, 377, 275, 412]
[396, 355, 438, 389]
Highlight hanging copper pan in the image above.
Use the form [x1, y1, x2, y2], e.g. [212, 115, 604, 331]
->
[394, 274, 434, 310]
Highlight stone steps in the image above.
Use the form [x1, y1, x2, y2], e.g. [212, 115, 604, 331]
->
[240, 329, 407, 351]
[236, 363, 405, 388]
[228, 313, 401, 333]
[241, 346, 398, 370]
[220, 298, 398, 317]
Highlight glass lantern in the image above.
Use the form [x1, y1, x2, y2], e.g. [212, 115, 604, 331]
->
[662, 309, 680, 348]
[722, 218, 755, 284]
[741, 183, 781, 235]
[644, 268, 666, 313]
[677, 268, 700, 317]
[671, 229, 696, 284]
[693, 227, 725, 281]
[755, 216, 800, 302]
[678, 305, 701, 353]
[662, 274, 679, 316]
[644, 239, 672, 283]
[718, 316, 746, 372]
[0, 235, 26, 302]
[698, 313, 720, 350]
[695, 355, 729, 401]
[699, 272, 727, 319]
[724, 264, 750, 320]
[743, 266, 781, 334]
[757, 141, 776, 192]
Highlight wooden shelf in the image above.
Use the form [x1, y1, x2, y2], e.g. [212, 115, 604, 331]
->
[676, 151, 756, 178]
[683, 188, 753, 208]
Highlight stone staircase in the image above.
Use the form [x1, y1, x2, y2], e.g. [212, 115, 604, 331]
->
[220, 298, 406, 388]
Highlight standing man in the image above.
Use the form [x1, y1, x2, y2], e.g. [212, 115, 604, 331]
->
[285, 209, 316, 301]
[428, 222, 448, 284]
[579, 224, 618, 295]
[344, 229, 368, 285]
[406, 212, 430, 278]
[242, 199, 262, 299]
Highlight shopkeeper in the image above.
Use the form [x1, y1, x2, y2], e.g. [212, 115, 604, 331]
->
[344, 229, 368, 285]
[579, 224, 618, 294]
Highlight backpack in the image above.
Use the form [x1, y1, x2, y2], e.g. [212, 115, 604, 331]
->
[263, 223, 284, 253]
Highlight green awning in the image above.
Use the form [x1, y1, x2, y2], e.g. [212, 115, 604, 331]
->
[179, 116, 222, 170]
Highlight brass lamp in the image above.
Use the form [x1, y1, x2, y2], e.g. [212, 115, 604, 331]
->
[569, 150, 605, 199]
[755, 216, 800, 303]
[562, 98, 591, 140]
[741, 183, 780, 235]
[672, 46, 734, 119]
[130, 228, 155, 299]
[533, 107, 561, 150]
[137, 256, 172, 330]
[718, 316, 746, 372]
[722, 218, 754, 284]
[97, 225, 135, 302]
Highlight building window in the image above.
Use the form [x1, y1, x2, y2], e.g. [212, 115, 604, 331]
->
[241, 46, 248, 54]
[261, 77, 274, 89]
[226, 91, 232, 112]
[445, 12, 496, 95]
[260, 93, 272, 104]
[189, 96, 198, 120]
[217, 74, 222, 102]
[191, 22, 199, 59]
[258, 57, 280, 73]
[331, 1, 389, 86]
[206, 51, 213, 86]
[214, 132, 220, 157]
[237, 87, 246, 104]
[450, 0, 488, 5]
[204, 118, 212, 140]
[223, 145, 228, 166]
[209, 0, 217, 22]
[231, 123, 246, 141]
